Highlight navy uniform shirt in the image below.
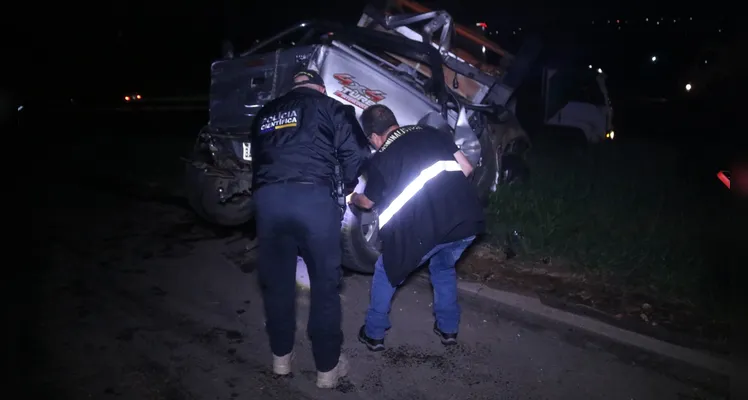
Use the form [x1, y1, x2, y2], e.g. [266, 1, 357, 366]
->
[364, 125, 485, 286]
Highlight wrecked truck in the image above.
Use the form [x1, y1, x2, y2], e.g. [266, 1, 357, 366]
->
[184, 3, 609, 273]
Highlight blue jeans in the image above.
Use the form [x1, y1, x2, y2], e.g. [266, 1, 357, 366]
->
[364, 235, 476, 340]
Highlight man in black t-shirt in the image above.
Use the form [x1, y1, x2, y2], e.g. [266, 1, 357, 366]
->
[349, 105, 485, 351]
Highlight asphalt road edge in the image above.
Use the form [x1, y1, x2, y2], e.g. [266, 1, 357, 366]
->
[414, 275, 732, 382]
[280, 255, 733, 395]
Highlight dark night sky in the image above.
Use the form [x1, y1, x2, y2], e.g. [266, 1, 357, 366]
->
[20, 1, 735, 97]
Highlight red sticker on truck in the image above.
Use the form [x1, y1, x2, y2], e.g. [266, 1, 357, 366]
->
[332, 73, 386, 109]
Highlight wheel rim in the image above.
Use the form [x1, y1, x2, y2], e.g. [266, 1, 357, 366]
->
[359, 210, 380, 245]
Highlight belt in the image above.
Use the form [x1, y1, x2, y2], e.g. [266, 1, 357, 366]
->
[263, 177, 330, 187]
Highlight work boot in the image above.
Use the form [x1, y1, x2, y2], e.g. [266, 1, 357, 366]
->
[357, 325, 385, 352]
[316, 354, 349, 389]
[433, 322, 458, 346]
[272, 351, 294, 376]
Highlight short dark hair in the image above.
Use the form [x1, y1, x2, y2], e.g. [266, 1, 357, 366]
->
[361, 104, 398, 137]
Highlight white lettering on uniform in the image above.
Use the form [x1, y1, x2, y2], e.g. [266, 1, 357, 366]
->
[378, 160, 462, 228]
[260, 110, 299, 132]
[378, 126, 419, 153]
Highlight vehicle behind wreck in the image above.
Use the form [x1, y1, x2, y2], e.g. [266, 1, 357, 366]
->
[184, 3, 606, 273]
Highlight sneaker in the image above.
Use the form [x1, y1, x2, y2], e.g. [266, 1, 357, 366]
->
[316, 354, 349, 389]
[433, 322, 458, 346]
[272, 351, 294, 376]
[357, 325, 385, 352]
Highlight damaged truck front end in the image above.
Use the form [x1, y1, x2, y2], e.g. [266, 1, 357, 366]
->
[184, 44, 318, 227]
[185, 6, 537, 272]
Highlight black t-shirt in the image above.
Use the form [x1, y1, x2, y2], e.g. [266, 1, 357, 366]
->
[364, 125, 485, 286]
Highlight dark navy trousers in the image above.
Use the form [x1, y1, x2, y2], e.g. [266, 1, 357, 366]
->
[253, 183, 343, 372]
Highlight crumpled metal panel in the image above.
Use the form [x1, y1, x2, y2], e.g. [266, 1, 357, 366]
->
[453, 107, 481, 167]
[308, 43, 440, 126]
[417, 111, 451, 134]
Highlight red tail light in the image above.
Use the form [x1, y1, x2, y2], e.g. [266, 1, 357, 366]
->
[717, 171, 730, 189]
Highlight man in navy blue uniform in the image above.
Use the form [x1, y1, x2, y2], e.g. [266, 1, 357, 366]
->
[349, 104, 485, 351]
[251, 70, 368, 388]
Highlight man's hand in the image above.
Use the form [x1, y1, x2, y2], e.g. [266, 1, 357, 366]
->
[349, 192, 375, 210]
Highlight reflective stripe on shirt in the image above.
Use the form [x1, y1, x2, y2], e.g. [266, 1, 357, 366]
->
[378, 160, 462, 228]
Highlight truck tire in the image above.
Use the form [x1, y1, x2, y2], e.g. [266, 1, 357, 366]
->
[184, 160, 253, 227]
[340, 176, 381, 273]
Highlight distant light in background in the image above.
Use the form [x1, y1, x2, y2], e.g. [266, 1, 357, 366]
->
[651, 55, 657, 62]
[597, 68, 603, 74]
[588, 65, 592, 69]
[124, 96, 131, 102]
[685, 83, 692, 92]
[136, 94, 142, 100]
[645, 18, 649, 22]
[481, 46, 486, 54]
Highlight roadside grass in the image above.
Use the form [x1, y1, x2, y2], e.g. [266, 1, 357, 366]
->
[484, 133, 727, 308]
